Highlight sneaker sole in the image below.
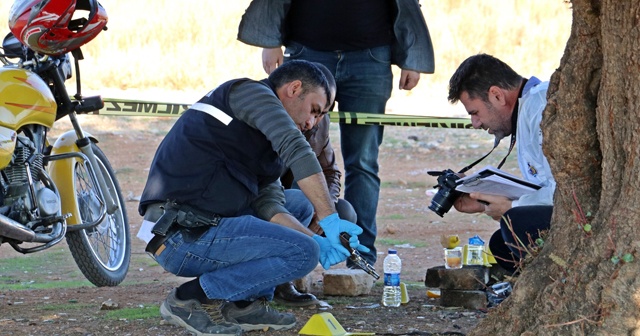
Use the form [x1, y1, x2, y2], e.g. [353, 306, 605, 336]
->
[238, 322, 296, 331]
[160, 302, 241, 336]
[273, 296, 320, 307]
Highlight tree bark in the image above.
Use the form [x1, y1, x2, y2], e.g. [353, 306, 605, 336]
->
[470, 1, 640, 335]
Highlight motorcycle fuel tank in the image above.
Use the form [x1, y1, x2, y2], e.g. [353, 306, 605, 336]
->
[0, 67, 57, 131]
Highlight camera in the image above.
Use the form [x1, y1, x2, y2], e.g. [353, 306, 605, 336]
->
[427, 169, 463, 217]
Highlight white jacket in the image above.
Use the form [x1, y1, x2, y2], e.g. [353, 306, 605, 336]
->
[512, 77, 556, 207]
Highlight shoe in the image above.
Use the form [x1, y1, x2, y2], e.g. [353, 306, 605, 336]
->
[274, 281, 319, 307]
[160, 288, 243, 336]
[222, 298, 296, 331]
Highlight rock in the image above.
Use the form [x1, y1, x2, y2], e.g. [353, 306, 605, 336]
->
[424, 265, 489, 290]
[100, 299, 120, 310]
[323, 269, 374, 296]
[440, 289, 487, 310]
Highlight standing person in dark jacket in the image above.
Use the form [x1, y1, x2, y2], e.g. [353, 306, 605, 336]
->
[238, 0, 435, 267]
[137, 60, 368, 335]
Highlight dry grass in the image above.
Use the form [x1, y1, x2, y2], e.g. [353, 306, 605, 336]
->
[0, 1, 572, 116]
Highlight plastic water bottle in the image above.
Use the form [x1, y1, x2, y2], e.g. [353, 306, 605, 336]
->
[382, 249, 402, 307]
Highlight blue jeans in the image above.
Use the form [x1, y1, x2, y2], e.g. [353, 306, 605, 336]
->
[285, 42, 393, 265]
[155, 189, 319, 301]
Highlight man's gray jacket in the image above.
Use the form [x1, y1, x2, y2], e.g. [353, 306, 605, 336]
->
[237, 0, 435, 74]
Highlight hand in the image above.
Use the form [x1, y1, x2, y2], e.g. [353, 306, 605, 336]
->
[468, 193, 513, 220]
[343, 233, 370, 253]
[319, 213, 370, 254]
[312, 235, 348, 269]
[398, 69, 420, 90]
[262, 48, 283, 74]
[453, 193, 486, 214]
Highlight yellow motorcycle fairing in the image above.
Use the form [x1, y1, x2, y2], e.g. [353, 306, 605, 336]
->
[0, 67, 57, 130]
[48, 130, 97, 226]
[0, 126, 18, 169]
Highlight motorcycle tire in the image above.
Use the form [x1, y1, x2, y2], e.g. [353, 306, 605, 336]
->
[66, 143, 131, 287]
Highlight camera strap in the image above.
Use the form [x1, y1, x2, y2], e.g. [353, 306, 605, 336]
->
[456, 141, 507, 174]
[457, 78, 528, 174]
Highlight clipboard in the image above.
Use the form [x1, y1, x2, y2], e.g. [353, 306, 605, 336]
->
[455, 165, 540, 200]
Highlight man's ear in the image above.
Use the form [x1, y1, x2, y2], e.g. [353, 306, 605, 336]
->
[488, 86, 506, 106]
[286, 80, 303, 98]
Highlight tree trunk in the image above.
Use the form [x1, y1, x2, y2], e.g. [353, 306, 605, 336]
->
[470, 1, 640, 335]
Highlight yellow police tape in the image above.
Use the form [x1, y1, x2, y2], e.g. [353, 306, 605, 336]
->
[94, 97, 472, 129]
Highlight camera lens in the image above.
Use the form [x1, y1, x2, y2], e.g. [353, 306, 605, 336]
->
[428, 196, 447, 217]
[427, 170, 462, 217]
[429, 188, 461, 217]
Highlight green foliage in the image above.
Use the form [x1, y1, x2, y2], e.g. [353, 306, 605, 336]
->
[131, 253, 162, 268]
[376, 238, 427, 248]
[1, 279, 92, 290]
[0, 249, 160, 290]
[0, 249, 90, 290]
[610, 253, 633, 265]
[377, 237, 408, 245]
[39, 303, 94, 311]
[380, 214, 406, 220]
[0, 248, 69, 273]
[102, 305, 161, 320]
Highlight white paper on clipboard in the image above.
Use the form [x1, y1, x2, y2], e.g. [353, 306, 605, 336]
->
[455, 165, 540, 200]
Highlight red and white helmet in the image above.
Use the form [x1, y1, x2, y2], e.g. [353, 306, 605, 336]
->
[8, 0, 108, 56]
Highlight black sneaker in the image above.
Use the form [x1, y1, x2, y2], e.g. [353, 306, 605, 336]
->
[160, 289, 243, 336]
[222, 298, 296, 331]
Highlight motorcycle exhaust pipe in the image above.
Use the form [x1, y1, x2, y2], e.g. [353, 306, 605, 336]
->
[0, 214, 58, 243]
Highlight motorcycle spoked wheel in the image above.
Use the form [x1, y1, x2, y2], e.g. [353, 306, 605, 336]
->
[65, 143, 131, 287]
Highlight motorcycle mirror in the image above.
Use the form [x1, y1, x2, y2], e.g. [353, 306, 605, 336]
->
[2, 33, 24, 59]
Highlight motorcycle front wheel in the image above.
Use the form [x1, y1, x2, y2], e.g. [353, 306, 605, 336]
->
[66, 143, 131, 286]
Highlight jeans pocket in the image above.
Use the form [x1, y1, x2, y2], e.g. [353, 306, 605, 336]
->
[176, 251, 228, 277]
[367, 45, 392, 64]
[156, 233, 183, 273]
[284, 42, 306, 60]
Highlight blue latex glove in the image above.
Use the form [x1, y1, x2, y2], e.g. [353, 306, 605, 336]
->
[312, 234, 348, 269]
[319, 213, 370, 254]
[348, 234, 370, 253]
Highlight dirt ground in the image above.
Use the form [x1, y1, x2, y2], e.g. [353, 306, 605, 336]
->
[0, 115, 520, 336]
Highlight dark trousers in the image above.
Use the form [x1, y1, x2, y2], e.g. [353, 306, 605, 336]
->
[489, 205, 553, 273]
[336, 198, 357, 224]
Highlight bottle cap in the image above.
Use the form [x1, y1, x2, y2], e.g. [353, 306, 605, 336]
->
[388, 249, 397, 254]
[468, 235, 485, 246]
